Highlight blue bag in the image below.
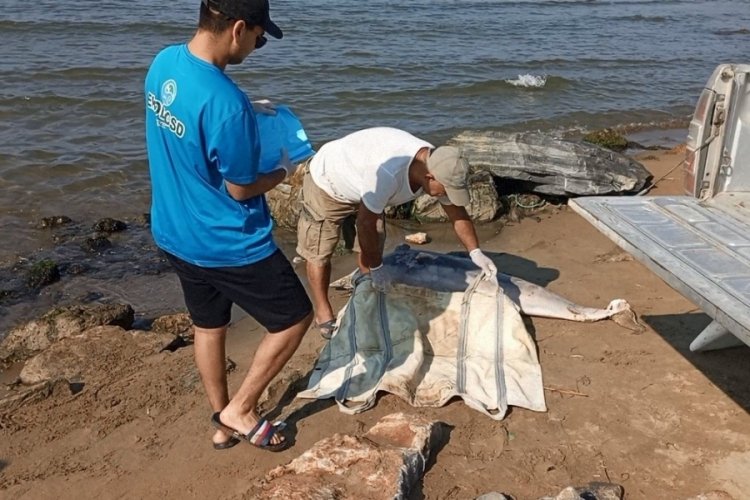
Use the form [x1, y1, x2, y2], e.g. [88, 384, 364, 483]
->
[256, 105, 315, 173]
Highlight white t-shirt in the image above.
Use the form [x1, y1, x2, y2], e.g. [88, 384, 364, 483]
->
[309, 127, 434, 214]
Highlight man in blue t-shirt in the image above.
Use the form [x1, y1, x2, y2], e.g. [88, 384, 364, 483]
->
[144, 0, 312, 452]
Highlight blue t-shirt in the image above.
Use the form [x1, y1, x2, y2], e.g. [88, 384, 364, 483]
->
[144, 43, 276, 267]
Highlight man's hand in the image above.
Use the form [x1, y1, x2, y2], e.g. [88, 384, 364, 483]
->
[252, 99, 277, 115]
[469, 248, 498, 279]
[369, 264, 393, 293]
[274, 148, 297, 179]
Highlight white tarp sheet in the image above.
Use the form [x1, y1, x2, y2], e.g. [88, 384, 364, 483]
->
[298, 275, 547, 420]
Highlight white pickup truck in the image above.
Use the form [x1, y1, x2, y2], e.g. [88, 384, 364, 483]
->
[570, 64, 750, 352]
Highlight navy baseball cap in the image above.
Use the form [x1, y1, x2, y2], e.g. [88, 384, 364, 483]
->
[202, 0, 283, 39]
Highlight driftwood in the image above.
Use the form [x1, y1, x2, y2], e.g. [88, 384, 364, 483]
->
[449, 131, 652, 196]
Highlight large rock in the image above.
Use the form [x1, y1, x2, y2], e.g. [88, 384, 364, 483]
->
[449, 131, 652, 196]
[150, 313, 193, 338]
[250, 412, 447, 499]
[19, 325, 175, 385]
[0, 303, 135, 365]
[265, 168, 305, 231]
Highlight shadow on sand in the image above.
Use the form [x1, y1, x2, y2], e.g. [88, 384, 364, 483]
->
[643, 312, 750, 413]
[452, 249, 560, 288]
[261, 368, 336, 448]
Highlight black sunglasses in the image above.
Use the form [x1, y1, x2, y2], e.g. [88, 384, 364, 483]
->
[255, 34, 267, 49]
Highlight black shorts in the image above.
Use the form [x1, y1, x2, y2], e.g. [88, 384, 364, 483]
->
[165, 250, 312, 332]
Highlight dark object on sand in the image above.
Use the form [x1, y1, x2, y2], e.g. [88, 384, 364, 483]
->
[583, 128, 629, 152]
[37, 215, 73, 229]
[26, 259, 60, 289]
[81, 235, 112, 253]
[449, 131, 652, 196]
[93, 217, 127, 233]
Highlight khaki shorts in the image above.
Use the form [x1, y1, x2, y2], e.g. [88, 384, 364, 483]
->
[296, 172, 384, 265]
[296, 172, 357, 265]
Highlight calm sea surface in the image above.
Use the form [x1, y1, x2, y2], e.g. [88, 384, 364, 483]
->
[0, 0, 749, 326]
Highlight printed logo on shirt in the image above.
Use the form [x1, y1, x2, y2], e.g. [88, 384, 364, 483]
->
[161, 79, 177, 106]
[147, 90, 186, 139]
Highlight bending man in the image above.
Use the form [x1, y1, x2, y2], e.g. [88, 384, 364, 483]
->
[296, 127, 497, 339]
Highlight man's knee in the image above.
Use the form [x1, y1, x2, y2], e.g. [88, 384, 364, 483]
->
[280, 311, 313, 342]
[193, 325, 229, 337]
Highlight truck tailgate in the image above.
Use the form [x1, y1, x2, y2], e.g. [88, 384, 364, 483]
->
[569, 196, 750, 349]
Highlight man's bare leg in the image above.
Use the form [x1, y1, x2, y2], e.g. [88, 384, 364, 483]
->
[193, 325, 233, 445]
[218, 312, 312, 444]
[306, 261, 334, 326]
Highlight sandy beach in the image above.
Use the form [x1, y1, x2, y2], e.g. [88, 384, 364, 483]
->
[1, 146, 748, 499]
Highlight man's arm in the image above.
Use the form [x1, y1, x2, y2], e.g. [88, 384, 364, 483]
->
[356, 204, 384, 272]
[442, 203, 479, 251]
[224, 168, 286, 201]
[443, 203, 498, 277]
